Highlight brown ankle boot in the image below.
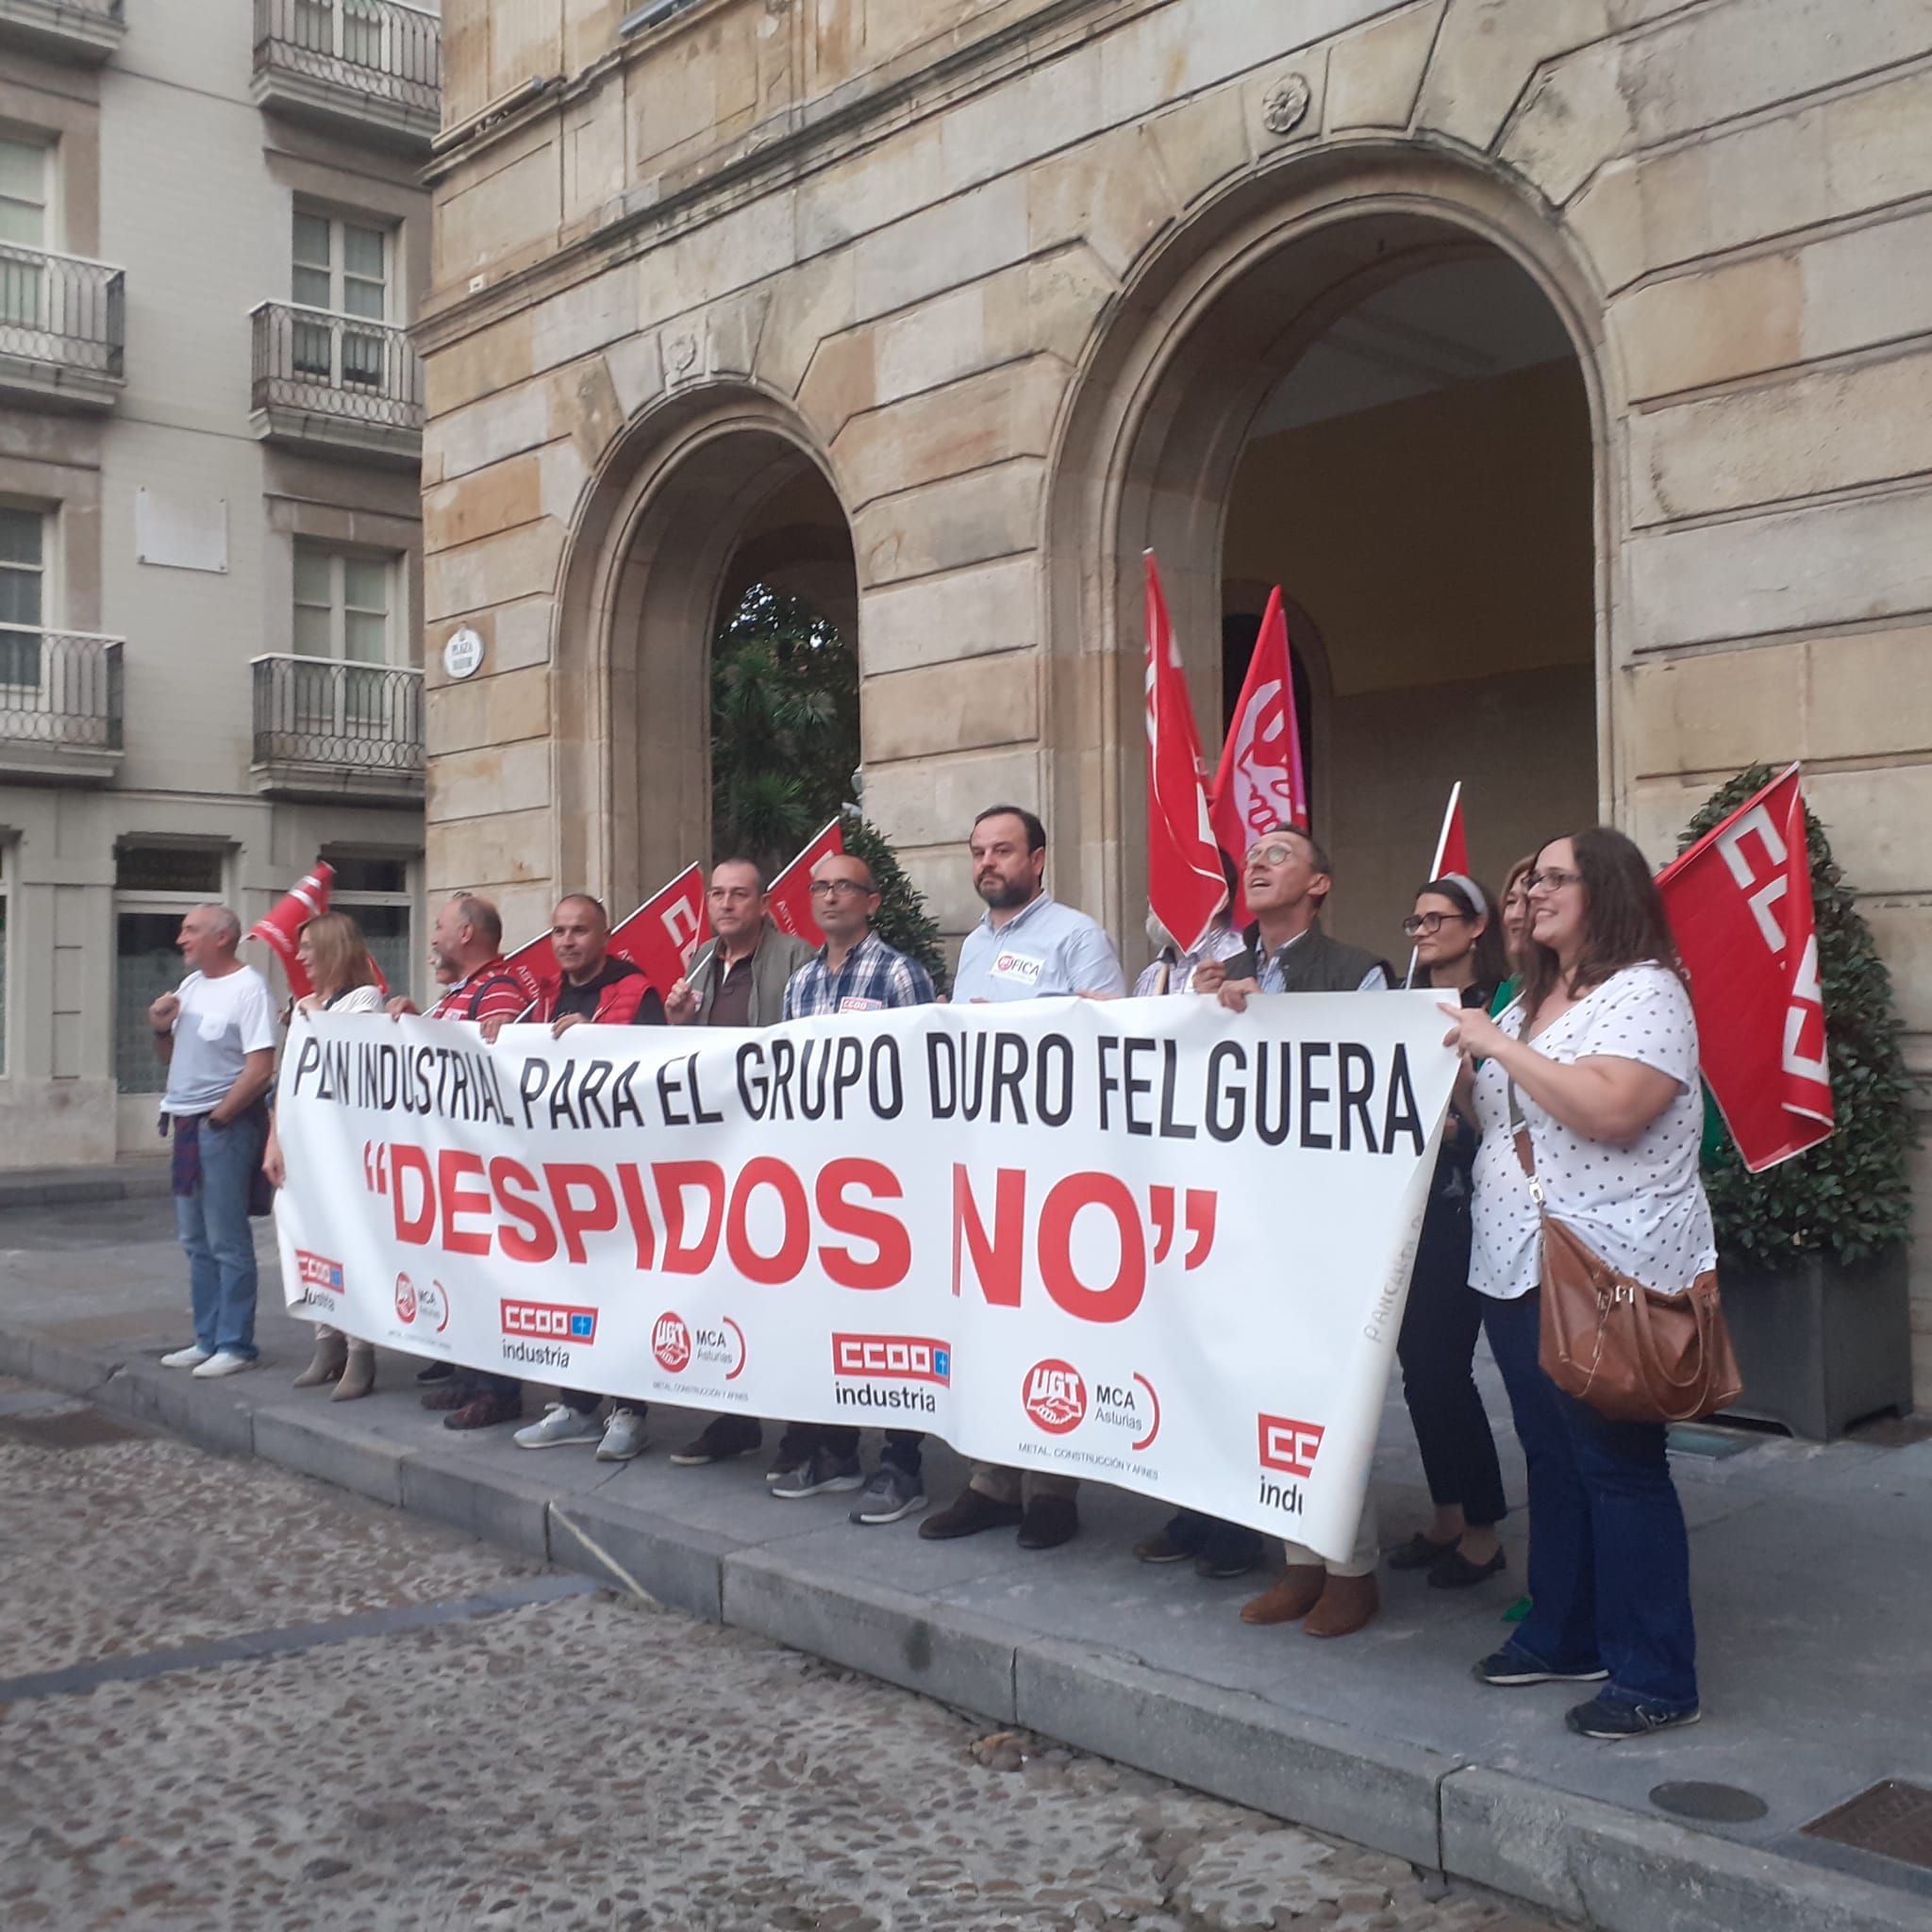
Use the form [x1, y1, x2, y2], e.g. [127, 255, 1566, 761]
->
[330, 1344, 376, 1402]
[1240, 1564, 1328, 1625]
[1304, 1572, 1379, 1638]
[292, 1333, 348, 1388]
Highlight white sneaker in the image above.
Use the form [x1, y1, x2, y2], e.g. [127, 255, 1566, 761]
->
[160, 1344, 213, 1369]
[192, 1350, 255, 1378]
[513, 1401, 604, 1450]
[595, 1407, 649, 1462]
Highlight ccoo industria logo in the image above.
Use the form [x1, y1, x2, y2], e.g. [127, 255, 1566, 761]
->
[831, 1335, 952, 1385]
[1023, 1359, 1087, 1435]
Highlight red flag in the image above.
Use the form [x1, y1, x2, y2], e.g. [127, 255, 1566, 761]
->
[1143, 553, 1228, 953]
[768, 819, 844, 949]
[1211, 587, 1308, 924]
[1429, 783, 1470, 880]
[1657, 764, 1834, 1173]
[248, 861, 333, 1000]
[503, 930, 561, 1010]
[610, 862, 710, 993]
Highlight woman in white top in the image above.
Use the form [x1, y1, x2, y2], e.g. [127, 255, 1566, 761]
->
[1441, 829, 1712, 1741]
[264, 913, 387, 1400]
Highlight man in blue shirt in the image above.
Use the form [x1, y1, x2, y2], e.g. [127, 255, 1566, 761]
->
[772, 848, 939, 1520]
[922, 805, 1125, 1552]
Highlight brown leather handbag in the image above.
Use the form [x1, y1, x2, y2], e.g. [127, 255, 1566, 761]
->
[1510, 1088, 1742, 1424]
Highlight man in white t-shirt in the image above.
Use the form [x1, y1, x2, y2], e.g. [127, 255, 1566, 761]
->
[151, 904, 278, 1378]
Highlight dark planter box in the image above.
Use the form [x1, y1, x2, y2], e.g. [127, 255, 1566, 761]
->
[1718, 1246, 1913, 1441]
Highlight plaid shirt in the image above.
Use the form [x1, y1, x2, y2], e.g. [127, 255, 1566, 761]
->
[784, 930, 936, 1019]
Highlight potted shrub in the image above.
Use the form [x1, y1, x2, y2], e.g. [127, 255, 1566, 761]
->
[1678, 768, 1917, 1439]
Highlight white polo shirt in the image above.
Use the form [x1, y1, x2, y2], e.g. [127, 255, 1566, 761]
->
[954, 893, 1125, 1002]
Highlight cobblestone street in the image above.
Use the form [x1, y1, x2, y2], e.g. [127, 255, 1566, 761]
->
[0, 1379, 1554, 1932]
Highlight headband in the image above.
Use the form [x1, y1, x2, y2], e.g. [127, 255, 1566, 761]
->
[1440, 873, 1489, 918]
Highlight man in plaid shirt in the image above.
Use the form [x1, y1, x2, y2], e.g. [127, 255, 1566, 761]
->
[773, 849, 938, 1523]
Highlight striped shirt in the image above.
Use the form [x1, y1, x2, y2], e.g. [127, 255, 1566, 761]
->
[784, 930, 936, 1018]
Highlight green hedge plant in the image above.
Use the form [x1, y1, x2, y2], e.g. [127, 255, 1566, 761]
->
[1679, 767, 1915, 1272]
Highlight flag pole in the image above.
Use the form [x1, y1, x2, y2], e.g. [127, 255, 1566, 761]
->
[1406, 782, 1465, 990]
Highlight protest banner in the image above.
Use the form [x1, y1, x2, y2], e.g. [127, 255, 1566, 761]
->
[274, 992, 1455, 1561]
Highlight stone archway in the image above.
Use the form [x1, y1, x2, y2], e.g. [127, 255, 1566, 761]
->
[1046, 145, 1617, 950]
[552, 387, 856, 911]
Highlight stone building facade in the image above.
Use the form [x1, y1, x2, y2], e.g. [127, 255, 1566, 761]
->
[416, 0, 1932, 1402]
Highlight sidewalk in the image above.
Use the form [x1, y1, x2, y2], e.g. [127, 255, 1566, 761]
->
[2, 1196, 1927, 1932]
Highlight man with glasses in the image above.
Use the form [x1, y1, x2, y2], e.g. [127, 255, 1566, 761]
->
[769, 849, 940, 1517]
[1196, 823, 1393, 1638]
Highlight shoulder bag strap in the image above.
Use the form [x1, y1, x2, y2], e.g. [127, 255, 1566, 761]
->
[1507, 1079, 1545, 1208]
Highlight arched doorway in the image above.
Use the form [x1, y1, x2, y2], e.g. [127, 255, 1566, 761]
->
[553, 391, 857, 908]
[1047, 155, 1610, 958]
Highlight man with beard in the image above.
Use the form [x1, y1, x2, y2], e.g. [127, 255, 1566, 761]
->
[919, 805, 1124, 1551]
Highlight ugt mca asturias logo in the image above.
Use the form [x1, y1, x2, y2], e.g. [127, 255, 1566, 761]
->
[653, 1311, 747, 1380]
[1022, 1359, 1087, 1435]
[393, 1272, 449, 1333]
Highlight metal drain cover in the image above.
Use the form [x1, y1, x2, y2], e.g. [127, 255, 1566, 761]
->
[1650, 1781, 1770, 1824]
[1803, 1780, 1932, 1873]
[0, 1407, 144, 1450]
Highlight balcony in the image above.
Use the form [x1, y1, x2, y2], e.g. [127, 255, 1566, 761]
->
[252, 0, 440, 151]
[0, 626, 124, 784]
[251, 655, 425, 802]
[250, 302, 424, 466]
[0, 244, 125, 408]
[0, 0, 125, 64]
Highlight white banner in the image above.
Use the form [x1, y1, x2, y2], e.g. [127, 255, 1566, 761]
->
[275, 994, 1453, 1562]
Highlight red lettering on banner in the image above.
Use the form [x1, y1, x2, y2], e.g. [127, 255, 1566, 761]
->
[658, 1161, 724, 1274]
[1037, 1172, 1146, 1324]
[726, 1157, 812, 1286]
[952, 1165, 1025, 1306]
[490, 1157, 558, 1264]
[392, 1144, 434, 1243]
[616, 1164, 658, 1271]
[545, 1162, 620, 1264]
[439, 1149, 492, 1256]
[816, 1159, 910, 1291]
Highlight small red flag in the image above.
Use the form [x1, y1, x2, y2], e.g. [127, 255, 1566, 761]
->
[248, 862, 333, 1000]
[1143, 553, 1228, 954]
[1657, 764, 1833, 1173]
[610, 862, 710, 993]
[502, 930, 560, 1010]
[1211, 587, 1308, 925]
[1429, 783, 1470, 881]
[767, 819, 844, 949]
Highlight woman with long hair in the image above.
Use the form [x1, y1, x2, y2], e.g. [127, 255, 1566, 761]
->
[1442, 829, 1712, 1739]
[264, 912, 385, 1400]
[1387, 876, 1510, 1589]
[1495, 856, 1536, 1001]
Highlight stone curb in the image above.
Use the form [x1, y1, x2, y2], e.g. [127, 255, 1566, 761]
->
[0, 1167, 173, 1212]
[3, 1322, 1924, 1932]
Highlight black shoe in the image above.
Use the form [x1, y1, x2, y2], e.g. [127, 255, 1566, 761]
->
[919, 1488, 1025, 1541]
[1474, 1641, 1608, 1688]
[415, 1360, 454, 1385]
[1134, 1514, 1208, 1564]
[668, 1415, 763, 1467]
[1566, 1692, 1701, 1740]
[1017, 1495, 1079, 1550]
[1386, 1531, 1459, 1573]
[1195, 1527, 1263, 1580]
[1428, 1547, 1507, 1590]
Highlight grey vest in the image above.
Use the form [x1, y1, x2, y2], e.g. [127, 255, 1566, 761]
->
[1246, 924, 1391, 993]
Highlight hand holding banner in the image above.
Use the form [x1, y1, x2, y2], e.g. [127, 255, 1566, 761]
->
[1657, 763, 1833, 1172]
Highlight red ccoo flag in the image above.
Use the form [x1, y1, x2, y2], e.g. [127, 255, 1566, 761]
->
[1657, 764, 1833, 1173]
[248, 862, 333, 1001]
[1143, 553, 1229, 953]
[1211, 587, 1308, 925]
[768, 818, 844, 949]
[611, 862, 710, 993]
[1428, 782, 1470, 880]
[503, 929, 561, 1010]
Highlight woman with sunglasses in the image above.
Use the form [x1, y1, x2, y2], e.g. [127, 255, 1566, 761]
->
[1441, 830, 1711, 1740]
[1388, 877, 1510, 1589]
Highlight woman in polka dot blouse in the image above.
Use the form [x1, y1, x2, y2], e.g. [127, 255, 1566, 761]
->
[1440, 828, 1713, 1742]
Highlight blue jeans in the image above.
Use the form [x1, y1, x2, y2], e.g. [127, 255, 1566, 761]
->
[1483, 1291, 1698, 1710]
[175, 1112, 267, 1358]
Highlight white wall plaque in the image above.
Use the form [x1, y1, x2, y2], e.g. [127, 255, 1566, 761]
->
[135, 489, 228, 574]
[442, 626, 485, 679]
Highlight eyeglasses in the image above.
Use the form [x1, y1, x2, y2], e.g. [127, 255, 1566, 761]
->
[1246, 842, 1303, 868]
[807, 879, 873, 899]
[1401, 911, 1471, 937]
[1524, 868, 1583, 895]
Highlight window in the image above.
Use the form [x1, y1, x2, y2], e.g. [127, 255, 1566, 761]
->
[0, 136, 49, 331]
[113, 846, 226, 1095]
[293, 0, 387, 66]
[291, 207, 391, 388]
[293, 541, 391, 663]
[328, 854, 413, 1001]
[0, 506, 43, 688]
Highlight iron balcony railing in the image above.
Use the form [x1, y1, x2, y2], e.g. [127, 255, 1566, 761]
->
[252, 655, 424, 774]
[250, 301, 425, 433]
[0, 242, 125, 380]
[0, 625, 123, 751]
[252, 0, 439, 116]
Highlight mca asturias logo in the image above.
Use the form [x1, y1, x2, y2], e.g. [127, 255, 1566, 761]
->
[653, 1311, 747, 1380]
[502, 1300, 597, 1344]
[1022, 1358, 1087, 1435]
[393, 1272, 449, 1333]
[653, 1312, 691, 1373]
